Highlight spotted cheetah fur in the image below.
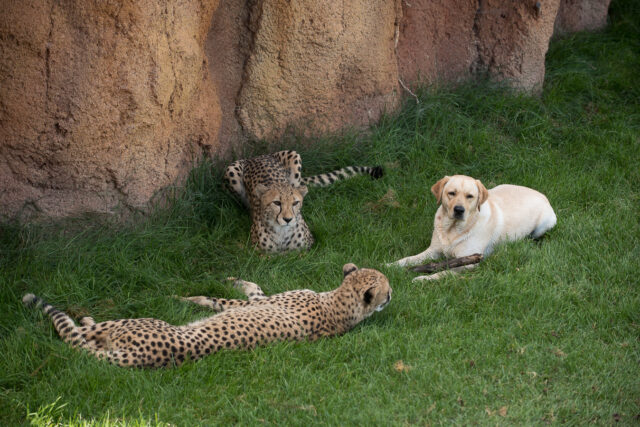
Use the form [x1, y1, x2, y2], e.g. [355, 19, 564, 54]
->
[224, 150, 383, 253]
[22, 264, 391, 368]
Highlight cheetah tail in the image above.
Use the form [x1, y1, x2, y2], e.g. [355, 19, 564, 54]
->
[22, 293, 85, 348]
[301, 165, 384, 187]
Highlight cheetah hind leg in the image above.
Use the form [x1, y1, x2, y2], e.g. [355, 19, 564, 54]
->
[226, 277, 267, 301]
[80, 316, 96, 326]
[179, 296, 226, 311]
[179, 294, 252, 312]
[224, 160, 249, 208]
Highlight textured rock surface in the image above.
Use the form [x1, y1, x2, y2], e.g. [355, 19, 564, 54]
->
[473, 0, 562, 92]
[554, 0, 612, 36]
[398, 0, 568, 92]
[398, 0, 478, 86]
[0, 0, 611, 219]
[236, 0, 401, 141]
[205, 0, 249, 156]
[0, 0, 220, 218]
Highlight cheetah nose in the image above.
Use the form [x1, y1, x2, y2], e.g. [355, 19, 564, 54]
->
[283, 217, 293, 224]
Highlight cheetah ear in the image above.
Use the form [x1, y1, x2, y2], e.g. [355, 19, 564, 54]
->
[431, 176, 450, 205]
[363, 287, 375, 305]
[254, 183, 269, 197]
[297, 185, 308, 198]
[342, 263, 358, 277]
[475, 179, 489, 210]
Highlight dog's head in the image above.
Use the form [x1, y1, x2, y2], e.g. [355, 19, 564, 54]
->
[431, 175, 489, 222]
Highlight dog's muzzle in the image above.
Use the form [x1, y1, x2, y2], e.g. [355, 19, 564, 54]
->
[453, 205, 465, 219]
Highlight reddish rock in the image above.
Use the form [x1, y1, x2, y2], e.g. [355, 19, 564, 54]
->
[236, 0, 401, 141]
[554, 0, 612, 36]
[473, 0, 562, 92]
[0, 0, 221, 219]
[205, 0, 250, 156]
[398, 0, 478, 87]
[0, 0, 611, 219]
[398, 0, 566, 92]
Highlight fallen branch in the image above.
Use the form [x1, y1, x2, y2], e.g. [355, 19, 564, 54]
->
[410, 254, 483, 273]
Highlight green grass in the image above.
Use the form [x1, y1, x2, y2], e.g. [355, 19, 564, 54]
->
[2, 2, 639, 425]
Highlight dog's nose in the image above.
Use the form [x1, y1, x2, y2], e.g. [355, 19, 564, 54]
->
[454, 205, 465, 215]
[283, 217, 293, 223]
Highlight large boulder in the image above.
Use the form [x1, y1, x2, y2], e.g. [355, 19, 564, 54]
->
[0, 0, 611, 219]
[235, 0, 401, 141]
[397, 0, 478, 87]
[0, 0, 220, 218]
[398, 0, 568, 92]
[554, 0, 612, 36]
[472, 0, 562, 92]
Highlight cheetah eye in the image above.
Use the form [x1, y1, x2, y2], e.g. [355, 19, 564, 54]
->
[293, 201, 300, 206]
[273, 201, 281, 206]
[448, 191, 456, 196]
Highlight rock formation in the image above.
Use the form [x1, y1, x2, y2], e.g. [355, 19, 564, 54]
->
[0, 0, 611, 218]
[554, 0, 612, 36]
[1, 0, 220, 218]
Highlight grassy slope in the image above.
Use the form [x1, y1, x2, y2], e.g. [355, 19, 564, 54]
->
[1, 2, 638, 425]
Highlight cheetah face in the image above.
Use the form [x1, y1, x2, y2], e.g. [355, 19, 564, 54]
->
[258, 183, 308, 227]
[342, 264, 392, 317]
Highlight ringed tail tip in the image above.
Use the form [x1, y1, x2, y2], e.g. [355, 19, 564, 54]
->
[22, 293, 37, 306]
[371, 166, 384, 179]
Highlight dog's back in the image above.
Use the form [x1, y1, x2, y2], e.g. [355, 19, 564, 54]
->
[488, 184, 556, 241]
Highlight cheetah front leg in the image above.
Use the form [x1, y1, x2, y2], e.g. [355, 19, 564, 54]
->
[179, 295, 250, 312]
[224, 160, 249, 208]
[227, 277, 267, 301]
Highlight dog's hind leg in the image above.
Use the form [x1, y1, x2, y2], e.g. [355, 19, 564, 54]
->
[531, 209, 557, 239]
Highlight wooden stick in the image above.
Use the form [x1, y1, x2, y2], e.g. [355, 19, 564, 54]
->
[410, 254, 483, 273]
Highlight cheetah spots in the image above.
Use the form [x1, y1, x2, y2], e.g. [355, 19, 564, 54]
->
[24, 266, 390, 369]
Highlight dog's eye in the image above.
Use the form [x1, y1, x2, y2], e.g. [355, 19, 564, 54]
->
[448, 191, 456, 196]
[466, 194, 473, 199]
[273, 201, 281, 206]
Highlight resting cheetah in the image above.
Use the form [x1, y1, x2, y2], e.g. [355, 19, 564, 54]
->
[224, 150, 383, 253]
[22, 264, 391, 368]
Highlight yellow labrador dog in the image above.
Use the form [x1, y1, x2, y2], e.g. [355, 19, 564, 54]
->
[389, 175, 557, 281]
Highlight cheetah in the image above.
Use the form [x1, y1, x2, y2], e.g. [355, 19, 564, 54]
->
[224, 150, 383, 253]
[22, 263, 391, 368]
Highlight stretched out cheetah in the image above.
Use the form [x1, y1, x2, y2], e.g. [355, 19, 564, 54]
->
[224, 150, 383, 253]
[22, 264, 391, 368]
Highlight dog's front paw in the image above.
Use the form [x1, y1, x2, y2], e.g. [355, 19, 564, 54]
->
[386, 260, 406, 268]
[411, 274, 439, 282]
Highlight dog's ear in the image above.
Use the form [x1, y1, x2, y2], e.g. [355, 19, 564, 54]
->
[476, 179, 489, 210]
[431, 176, 450, 205]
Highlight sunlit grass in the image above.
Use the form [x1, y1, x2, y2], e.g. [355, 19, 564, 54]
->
[1, 2, 638, 424]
